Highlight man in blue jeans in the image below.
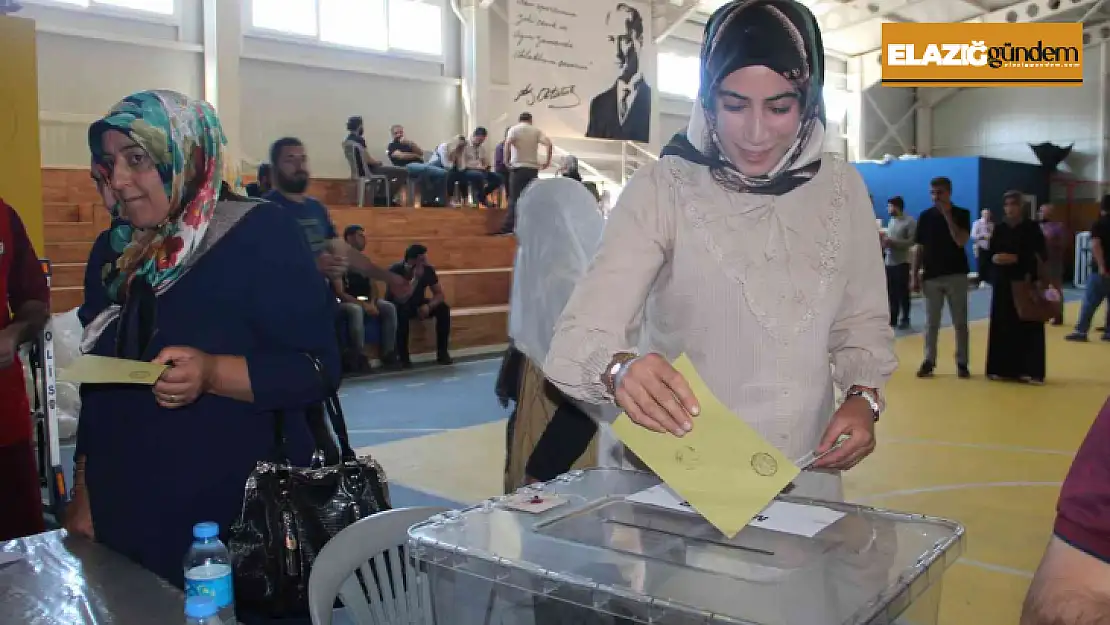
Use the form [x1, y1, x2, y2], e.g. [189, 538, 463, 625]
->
[1066, 195, 1110, 342]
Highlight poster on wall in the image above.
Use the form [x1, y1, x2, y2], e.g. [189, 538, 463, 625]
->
[509, 0, 655, 142]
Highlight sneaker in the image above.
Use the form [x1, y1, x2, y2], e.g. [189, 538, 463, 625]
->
[957, 366, 971, 379]
[1065, 333, 1089, 342]
[437, 352, 454, 366]
[898, 319, 911, 330]
[916, 362, 935, 378]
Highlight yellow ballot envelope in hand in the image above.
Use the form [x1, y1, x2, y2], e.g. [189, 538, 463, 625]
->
[59, 355, 168, 385]
[611, 354, 800, 539]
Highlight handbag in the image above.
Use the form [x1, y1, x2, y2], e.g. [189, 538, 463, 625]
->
[229, 353, 391, 619]
[1012, 278, 1061, 323]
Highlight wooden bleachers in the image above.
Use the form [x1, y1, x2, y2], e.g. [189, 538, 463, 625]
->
[39, 168, 513, 359]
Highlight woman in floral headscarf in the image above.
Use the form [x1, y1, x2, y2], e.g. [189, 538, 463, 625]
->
[66, 90, 339, 593]
[544, 0, 896, 500]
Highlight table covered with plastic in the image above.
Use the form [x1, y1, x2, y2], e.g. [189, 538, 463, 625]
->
[409, 468, 967, 625]
[1, 529, 183, 624]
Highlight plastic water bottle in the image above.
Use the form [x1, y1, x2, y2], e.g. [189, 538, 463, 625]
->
[184, 522, 236, 625]
[185, 596, 223, 625]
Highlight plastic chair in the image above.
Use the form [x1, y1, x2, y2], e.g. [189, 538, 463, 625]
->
[308, 506, 449, 625]
[343, 140, 390, 207]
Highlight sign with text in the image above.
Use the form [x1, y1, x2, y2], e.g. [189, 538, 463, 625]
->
[881, 22, 1083, 87]
[509, 0, 655, 142]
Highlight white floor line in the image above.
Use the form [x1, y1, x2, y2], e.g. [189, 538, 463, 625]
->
[405, 382, 427, 388]
[856, 481, 1062, 503]
[883, 438, 1075, 456]
[443, 376, 461, 382]
[365, 388, 388, 394]
[477, 372, 494, 377]
[347, 428, 450, 435]
[956, 558, 1035, 579]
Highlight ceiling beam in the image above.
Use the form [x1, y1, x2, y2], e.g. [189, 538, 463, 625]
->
[961, 0, 1101, 23]
[1083, 19, 1110, 46]
[821, 0, 928, 32]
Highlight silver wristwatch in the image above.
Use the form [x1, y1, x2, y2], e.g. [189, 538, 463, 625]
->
[602, 352, 638, 398]
[846, 387, 883, 421]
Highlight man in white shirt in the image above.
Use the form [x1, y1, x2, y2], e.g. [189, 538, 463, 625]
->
[498, 112, 552, 234]
[585, 2, 652, 143]
[461, 127, 502, 208]
[970, 209, 994, 285]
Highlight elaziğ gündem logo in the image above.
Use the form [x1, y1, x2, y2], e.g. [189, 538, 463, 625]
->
[881, 23, 1084, 87]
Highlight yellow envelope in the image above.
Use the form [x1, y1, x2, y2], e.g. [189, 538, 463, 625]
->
[59, 355, 168, 385]
[612, 354, 800, 539]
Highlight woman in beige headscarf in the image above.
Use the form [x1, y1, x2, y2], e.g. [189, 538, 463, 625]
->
[543, 0, 897, 501]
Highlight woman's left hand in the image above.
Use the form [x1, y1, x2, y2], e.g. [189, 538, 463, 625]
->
[151, 347, 214, 409]
[812, 397, 877, 470]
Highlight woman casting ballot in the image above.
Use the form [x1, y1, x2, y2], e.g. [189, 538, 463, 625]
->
[543, 0, 897, 500]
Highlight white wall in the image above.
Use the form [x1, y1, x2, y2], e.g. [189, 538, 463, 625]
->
[930, 57, 1102, 181]
[240, 37, 460, 177]
[24, 0, 461, 178]
[26, 0, 204, 168]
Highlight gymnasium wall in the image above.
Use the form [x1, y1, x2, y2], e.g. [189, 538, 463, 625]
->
[854, 156, 981, 220]
[929, 58, 1102, 181]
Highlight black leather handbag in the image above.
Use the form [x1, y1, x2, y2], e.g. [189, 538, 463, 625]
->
[229, 354, 391, 619]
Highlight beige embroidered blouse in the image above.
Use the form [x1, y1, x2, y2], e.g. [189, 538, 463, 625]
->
[543, 153, 897, 497]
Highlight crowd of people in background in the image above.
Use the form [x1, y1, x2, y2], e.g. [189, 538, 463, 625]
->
[879, 179, 1110, 387]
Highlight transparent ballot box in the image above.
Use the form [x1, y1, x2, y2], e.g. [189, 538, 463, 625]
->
[407, 468, 965, 625]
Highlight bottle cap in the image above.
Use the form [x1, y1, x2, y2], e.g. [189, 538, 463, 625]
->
[192, 522, 219, 540]
[185, 596, 218, 618]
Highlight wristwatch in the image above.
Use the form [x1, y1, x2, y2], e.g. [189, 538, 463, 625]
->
[846, 386, 883, 421]
[601, 352, 639, 398]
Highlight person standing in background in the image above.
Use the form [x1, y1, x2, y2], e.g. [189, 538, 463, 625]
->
[912, 176, 972, 378]
[1039, 203, 1067, 326]
[883, 196, 915, 329]
[971, 209, 994, 286]
[0, 198, 50, 541]
[1066, 196, 1110, 342]
[497, 112, 552, 235]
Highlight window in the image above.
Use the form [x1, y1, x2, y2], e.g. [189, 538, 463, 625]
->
[388, 0, 442, 56]
[658, 52, 701, 100]
[249, 0, 443, 58]
[251, 0, 317, 37]
[321, 0, 387, 50]
[26, 0, 174, 14]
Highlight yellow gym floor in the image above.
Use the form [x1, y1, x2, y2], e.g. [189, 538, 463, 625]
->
[363, 301, 1109, 624]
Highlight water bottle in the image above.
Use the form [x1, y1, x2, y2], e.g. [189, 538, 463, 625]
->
[184, 522, 236, 625]
[185, 596, 223, 625]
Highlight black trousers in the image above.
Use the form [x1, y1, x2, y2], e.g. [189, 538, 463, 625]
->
[501, 167, 539, 233]
[396, 301, 450, 360]
[886, 263, 911, 325]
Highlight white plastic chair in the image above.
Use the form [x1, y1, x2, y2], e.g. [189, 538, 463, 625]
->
[308, 506, 449, 625]
[343, 140, 390, 207]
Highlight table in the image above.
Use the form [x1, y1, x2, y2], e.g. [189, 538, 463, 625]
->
[1, 530, 184, 624]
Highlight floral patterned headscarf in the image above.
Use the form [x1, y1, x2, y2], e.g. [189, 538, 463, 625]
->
[88, 90, 226, 303]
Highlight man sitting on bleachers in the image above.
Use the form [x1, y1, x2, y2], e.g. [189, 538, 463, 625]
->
[386, 244, 452, 368]
[333, 225, 399, 368]
[461, 127, 502, 208]
[344, 116, 407, 206]
[388, 124, 446, 206]
[428, 135, 468, 208]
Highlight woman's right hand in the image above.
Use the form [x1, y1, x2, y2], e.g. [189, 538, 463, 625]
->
[64, 487, 95, 540]
[615, 354, 700, 437]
